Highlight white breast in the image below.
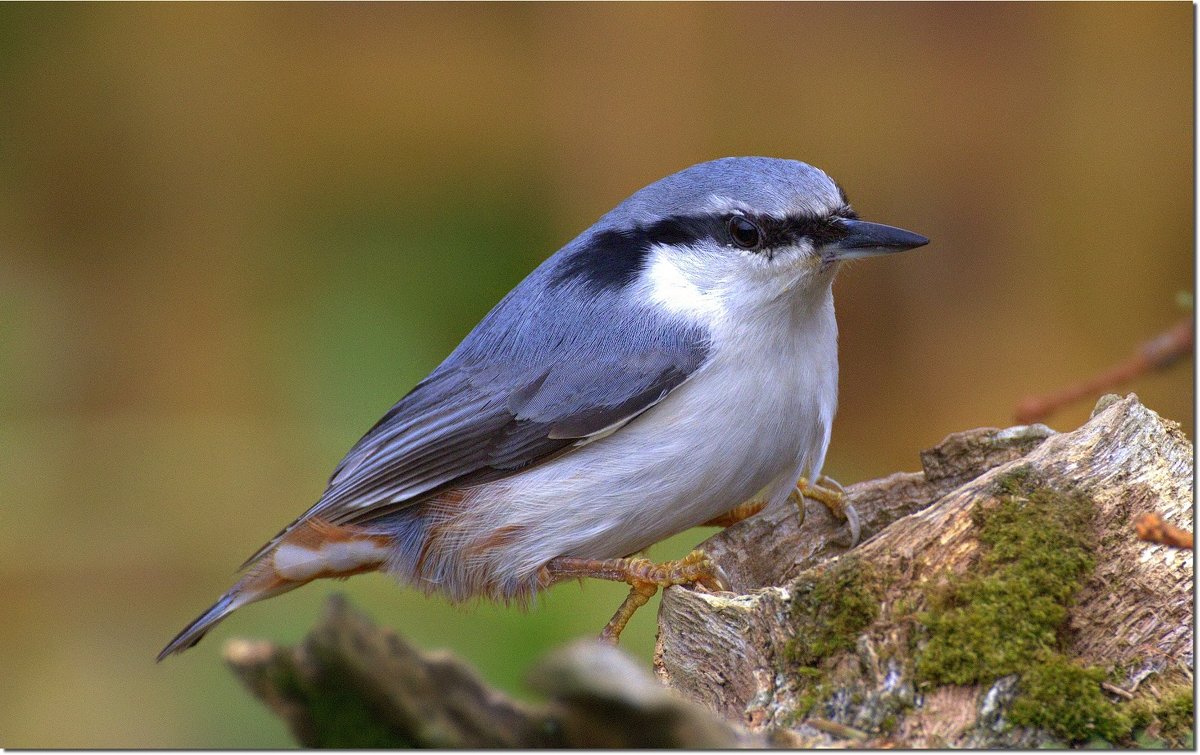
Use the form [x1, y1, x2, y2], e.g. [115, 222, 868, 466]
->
[435, 278, 840, 593]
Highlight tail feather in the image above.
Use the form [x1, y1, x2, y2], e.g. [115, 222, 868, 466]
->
[157, 592, 242, 661]
[158, 518, 393, 660]
[158, 559, 306, 661]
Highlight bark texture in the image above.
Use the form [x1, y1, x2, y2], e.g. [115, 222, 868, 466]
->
[225, 394, 1193, 748]
[656, 394, 1193, 746]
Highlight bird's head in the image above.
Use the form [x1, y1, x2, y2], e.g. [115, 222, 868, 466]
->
[554, 157, 928, 320]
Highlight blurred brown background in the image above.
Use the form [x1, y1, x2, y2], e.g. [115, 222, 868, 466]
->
[0, 3, 1192, 747]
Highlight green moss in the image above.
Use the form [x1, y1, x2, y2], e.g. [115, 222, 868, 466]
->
[786, 467, 1187, 746]
[769, 665, 831, 723]
[787, 556, 881, 668]
[915, 468, 1096, 686]
[784, 556, 881, 721]
[1128, 685, 1196, 748]
[912, 468, 1147, 744]
[1007, 652, 1132, 744]
[793, 679, 834, 719]
[1156, 689, 1195, 743]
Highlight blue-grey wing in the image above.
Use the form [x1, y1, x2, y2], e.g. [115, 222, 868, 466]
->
[314, 349, 697, 526]
[281, 259, 711, 537]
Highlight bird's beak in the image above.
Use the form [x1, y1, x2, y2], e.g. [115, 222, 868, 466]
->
[825, 219, 929, 261]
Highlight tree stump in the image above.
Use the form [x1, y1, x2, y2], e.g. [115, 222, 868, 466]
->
[655, 394, 1193, 747]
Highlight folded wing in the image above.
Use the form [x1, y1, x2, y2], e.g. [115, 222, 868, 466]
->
[242, 272, 711, 567]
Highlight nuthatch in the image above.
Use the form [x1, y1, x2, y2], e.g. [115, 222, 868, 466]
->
[159, 156, 927, 659]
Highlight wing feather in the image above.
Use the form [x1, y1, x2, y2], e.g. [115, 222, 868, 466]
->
[241, 243, 711, 567]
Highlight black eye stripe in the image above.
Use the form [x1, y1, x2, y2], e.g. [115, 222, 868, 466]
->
[789, 214, 851, 248]
[551, 207, 857, 292]
[642, 210, 856, 250]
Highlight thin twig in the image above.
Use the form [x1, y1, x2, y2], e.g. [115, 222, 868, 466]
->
[1100, 681, 1135, 700]
[1015, 318, 1193, 424]
[1134, 512, 1194, 549]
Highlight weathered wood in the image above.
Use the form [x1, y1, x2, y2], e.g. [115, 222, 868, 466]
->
[224, 594, 753, 748]
[655, 394, 1193, 747]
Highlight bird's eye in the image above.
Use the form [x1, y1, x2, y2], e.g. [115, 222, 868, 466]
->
[727, 216, 763, 250]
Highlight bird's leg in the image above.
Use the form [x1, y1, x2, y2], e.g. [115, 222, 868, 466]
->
[542, 550, 729, 643]
[793, 475, 862, 547]
[599, 582, 659, 642]
[701, 499, 767, 528]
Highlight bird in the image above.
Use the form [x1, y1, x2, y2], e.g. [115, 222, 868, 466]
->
[158, 156, 928, 659]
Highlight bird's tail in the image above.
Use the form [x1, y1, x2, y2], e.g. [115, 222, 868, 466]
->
[156, 590, 245, 660]
[157, 518, 393, 660]
[156, 565, 297, 661]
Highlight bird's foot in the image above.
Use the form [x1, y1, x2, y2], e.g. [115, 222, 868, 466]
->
[543, 550, 729, 643]
[791, 475, 861, 547]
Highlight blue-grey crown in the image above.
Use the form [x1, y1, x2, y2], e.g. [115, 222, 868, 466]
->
[594, 157, 847, 231]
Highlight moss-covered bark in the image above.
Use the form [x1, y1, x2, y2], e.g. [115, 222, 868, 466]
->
[659, 395, 1194, 748]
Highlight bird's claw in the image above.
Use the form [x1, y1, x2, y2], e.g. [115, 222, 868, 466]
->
[841, 501, 862, 548]
[654, 549, 728, 591]
[795, 475, 861, 548]
[787, 487, 807, 528]
[692, 557, 731, 593]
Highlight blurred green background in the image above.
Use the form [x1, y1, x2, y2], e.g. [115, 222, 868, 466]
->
[0, 3, 1192, 747]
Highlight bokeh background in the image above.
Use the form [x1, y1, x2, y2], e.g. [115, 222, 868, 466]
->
[0, 3, 1192, 747]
